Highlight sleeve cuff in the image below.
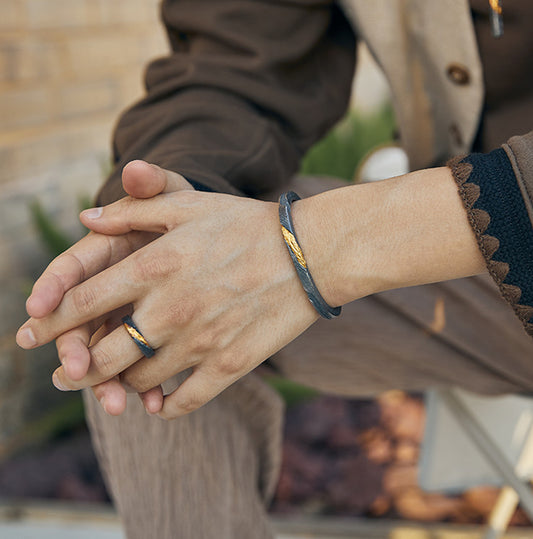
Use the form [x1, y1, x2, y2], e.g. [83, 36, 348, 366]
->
[448, 148, 533, 337]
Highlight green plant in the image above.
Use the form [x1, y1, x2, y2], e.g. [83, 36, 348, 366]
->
[300, 104, 396, 181]
[29, 196, 91, 259]
[265, 376, 319, 407]
[29, 202, 74, 258]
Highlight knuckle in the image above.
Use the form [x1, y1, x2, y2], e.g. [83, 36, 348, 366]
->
[63, 252, 86, 282]
[165, 298, 199, 327]
[217, 353, 241, 377]
[188, 336, 210, 356]
[122, 368, 154, 394]
[188, 327, 223, 355]
[132, 252, 175, 282]
[90, 346, 116, 379]
[70, 286, 98, 316]
[177, 395, 202, 415]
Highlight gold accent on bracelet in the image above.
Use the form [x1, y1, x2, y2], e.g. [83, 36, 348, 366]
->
[281, 226, 307, 269]
[489, 0, 502, 15]
[123, 323, 151, 347]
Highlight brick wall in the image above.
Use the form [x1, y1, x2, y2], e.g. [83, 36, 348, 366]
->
[0, 0, 168, 455]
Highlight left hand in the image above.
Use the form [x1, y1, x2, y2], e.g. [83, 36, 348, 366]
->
[20, 161, 194, 415]
[17, 189, 319, 419]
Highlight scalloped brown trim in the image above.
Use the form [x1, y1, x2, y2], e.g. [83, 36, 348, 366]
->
[447, 155, 533, 337]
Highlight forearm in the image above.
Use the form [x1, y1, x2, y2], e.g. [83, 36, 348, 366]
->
[293, 167, 486, 306]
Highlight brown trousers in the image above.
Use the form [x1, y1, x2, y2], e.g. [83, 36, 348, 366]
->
[84, 177, 533, 539]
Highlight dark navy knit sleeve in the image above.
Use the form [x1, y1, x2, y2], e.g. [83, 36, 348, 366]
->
[448, 147, 533, 337]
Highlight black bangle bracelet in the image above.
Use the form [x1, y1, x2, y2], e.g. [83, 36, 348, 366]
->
[279, 191, 341, 319]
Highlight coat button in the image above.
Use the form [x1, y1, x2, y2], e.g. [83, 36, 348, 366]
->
[446, 63, 471, 85]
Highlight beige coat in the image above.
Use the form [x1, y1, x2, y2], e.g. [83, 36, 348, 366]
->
[340, 0, 483, 170]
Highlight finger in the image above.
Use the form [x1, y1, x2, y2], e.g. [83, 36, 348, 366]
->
[57, 306, 132, 381]
[53, 317, 148, 390]
[122, 160, 193, 199]
[90, 378, 128, 416]
[88, 304, 133, 348]
[52, 303, 189, 391]
[17, 248, 150, 348]
[80, 189, 200, 236]
[158, 365, 233, 420]
[139, 386, 164, 415]
[56, 323, 93, 381]
[120, 344, 199, 394]
[25, 231, 151, 319]
[79, 161, 194, 232]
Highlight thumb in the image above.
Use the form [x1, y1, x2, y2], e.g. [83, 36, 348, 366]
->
[122, 160, 193, 199]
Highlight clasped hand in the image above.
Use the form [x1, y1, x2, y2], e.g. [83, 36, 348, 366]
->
[16, 161, 318, 419]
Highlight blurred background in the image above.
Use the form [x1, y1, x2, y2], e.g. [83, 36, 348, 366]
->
[1, 1, 530, 535]
[0, 0, 166, 460]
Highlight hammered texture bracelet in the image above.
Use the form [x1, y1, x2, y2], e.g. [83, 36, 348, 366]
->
[279, 191, 341, 319]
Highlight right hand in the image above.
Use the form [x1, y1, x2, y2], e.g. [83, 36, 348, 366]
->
[19, 186, 320, 420]
[24, 161, 193, 414]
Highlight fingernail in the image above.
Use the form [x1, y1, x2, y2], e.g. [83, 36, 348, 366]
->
[52, 373, 69, 391]
[18, 327, 36, 348]
[83, 207, 103, 219]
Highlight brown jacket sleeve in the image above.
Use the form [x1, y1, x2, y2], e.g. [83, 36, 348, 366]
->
[97, 0, 356, 205]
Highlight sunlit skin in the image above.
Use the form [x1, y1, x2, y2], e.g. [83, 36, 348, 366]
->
[17, 161, 485, 419]
[22, 162, 194, 415]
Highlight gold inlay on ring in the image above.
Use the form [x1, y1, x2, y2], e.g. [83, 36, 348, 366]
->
[123, 323, 150, 347]
[489, 0, 502, 15]
[281, 226, 307, 269]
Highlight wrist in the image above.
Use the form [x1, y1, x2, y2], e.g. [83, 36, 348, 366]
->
[290, 190, 371, 307]
[279, 192, 341, 319]
[290, 167, 485, 308]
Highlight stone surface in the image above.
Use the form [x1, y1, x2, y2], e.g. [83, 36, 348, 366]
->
[0, 0, 166, 454]
[1, 391, 532, 530]
[271, 392, 531, 527]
